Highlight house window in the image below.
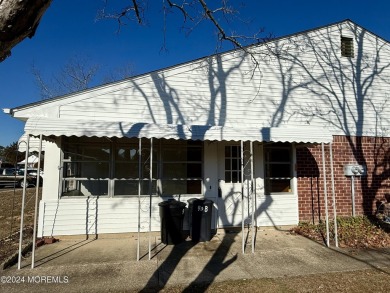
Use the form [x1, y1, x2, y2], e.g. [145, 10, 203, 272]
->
[264, 144, 292, 194]
[225, 145, 241, 183]
[341, 36, 354, 58]
[161, 140, 203, 195]
[62, 139, 111, 196]
[61, 138, 203, 197]
[113, 143, 158, 196]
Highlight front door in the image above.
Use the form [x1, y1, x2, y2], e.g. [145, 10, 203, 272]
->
[217, 143, 244, 227]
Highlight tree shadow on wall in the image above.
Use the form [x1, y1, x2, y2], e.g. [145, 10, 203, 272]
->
[296, 146, 321, 223]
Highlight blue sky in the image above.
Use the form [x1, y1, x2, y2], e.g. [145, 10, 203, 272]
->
[1, 0, 390, 147]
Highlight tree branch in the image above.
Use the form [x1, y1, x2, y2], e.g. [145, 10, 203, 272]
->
[198, 0, 242, 48]
[0, 0, 52, 62]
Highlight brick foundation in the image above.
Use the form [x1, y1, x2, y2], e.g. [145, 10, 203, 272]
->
[297, 135, 390, 223]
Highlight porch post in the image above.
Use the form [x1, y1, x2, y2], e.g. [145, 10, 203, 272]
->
[240, 140, 245, 254]
[137, 138, 142, 261]
[329, 142, 338, 247]
[31, 134, 43, 269]
[321, 143, 330, 247]
[18, 133, 30, 269]
[148, 138, 153, 260]
[250, 141, 255, 253]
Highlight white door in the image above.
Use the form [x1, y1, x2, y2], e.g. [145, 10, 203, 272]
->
[217, 142, 244, 227]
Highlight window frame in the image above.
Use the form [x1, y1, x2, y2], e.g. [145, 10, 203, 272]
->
[341, 36, 354, 58]
[159, 140, 203, 196]
[61, 139, 112, 197]
[113, 142, 158, 197]
[264, 143, 293, 195]
[60, 138, 203, 198]
[224, 145, 242, 183]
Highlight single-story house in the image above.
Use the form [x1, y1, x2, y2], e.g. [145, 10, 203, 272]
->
[4, 19, 390, 242]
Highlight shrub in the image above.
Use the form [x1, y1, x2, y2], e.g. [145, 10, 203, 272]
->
[292, 216, 390, 248]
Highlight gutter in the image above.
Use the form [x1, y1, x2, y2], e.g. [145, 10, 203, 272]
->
[2, 108, 12, 115]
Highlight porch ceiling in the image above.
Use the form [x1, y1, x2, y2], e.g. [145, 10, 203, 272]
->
[24, 117, 333, 143]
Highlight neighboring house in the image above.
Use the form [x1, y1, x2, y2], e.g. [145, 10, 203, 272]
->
[17, 154, 44, 168]
[3, 19, 390, 238]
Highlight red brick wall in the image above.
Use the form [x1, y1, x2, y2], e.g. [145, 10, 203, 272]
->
[296, 135, 390, 223]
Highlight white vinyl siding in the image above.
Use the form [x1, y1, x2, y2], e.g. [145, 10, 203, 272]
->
[38, 196, 194, 237]
[13, 21, 390, 139]
[256, 194, 299, 226]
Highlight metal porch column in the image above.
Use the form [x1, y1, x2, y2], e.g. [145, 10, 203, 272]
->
[240, 141, 245, 254]
[18, 134, 30, 269]
[250, 141, 255, 253]
[31, 134, 43, 269]
[329, 142, 338, 247]
[137, 138, 142, 261]
[321, 143, 330, 247]
[148, 138, 153, 260]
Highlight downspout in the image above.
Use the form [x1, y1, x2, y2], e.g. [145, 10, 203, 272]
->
[18, 134, 30, 269]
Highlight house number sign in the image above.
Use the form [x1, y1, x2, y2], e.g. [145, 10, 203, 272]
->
[197, 205, 209, 212]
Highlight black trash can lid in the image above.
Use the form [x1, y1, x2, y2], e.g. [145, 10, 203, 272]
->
[158, 200, 186, 208]
[187, 198, 213, 204]
[187, 198, 199, 204]
[169, 201, 186, 208]
[158, 201, 171, 207]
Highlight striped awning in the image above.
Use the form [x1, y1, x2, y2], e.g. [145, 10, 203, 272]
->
[24, 117, 333, 143]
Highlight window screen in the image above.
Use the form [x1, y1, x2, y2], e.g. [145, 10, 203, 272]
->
[264, 144, 292, 193]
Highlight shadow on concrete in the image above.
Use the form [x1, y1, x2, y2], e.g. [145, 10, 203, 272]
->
[22, 238, 96, 269]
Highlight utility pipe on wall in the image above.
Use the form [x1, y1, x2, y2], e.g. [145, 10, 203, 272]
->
[351, 175, 356, 217]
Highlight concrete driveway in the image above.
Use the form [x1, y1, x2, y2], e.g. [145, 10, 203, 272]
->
[2, 229, 390, 292]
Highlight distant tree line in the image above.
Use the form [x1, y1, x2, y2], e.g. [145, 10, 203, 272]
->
[0, 142, 22, 167]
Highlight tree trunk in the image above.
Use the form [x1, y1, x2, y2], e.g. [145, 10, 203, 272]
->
[0, 0, 52, 62]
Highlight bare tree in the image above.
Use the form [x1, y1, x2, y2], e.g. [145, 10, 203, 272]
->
[32, 56, 100, 99]
[0, 0, 267, 63]
[98, 1, 267, 48]
[102, 62, 135, 84]
[32, 56, 135, 99]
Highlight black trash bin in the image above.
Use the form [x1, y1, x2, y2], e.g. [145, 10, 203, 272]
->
[187, 198, 213, 242]
[158, 200, 186, 245]
[187, 198, 197, 239]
